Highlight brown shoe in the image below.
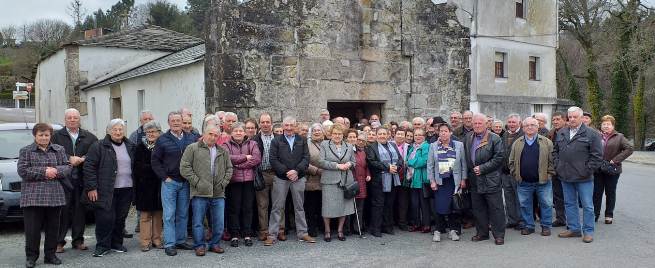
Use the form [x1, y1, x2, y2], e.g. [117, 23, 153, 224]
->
[209, 246, 224, 254]
[73, 243, 88, 250]
[299, 235, 316, 243]
[558, 230, 582, 238]
[494, 238, 504, 245]
[278, 231, 287, 241]
[263, 237, 275, 246]
[195, 247, 206, 256]
[582, 235, 594, 243]
[56, 245, 65, 253]
[258, 231, 268, 241]
[541, 229, 552, 236]
[471, 235, 489, 242]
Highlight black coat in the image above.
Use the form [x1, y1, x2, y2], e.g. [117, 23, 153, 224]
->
[133, 141, 162, 211]
[464, 131, 505, 194]
[269, 134, 310, 180]
[50, 127, 98, 186]
[365, 142, 404, 186]
[83, 136, 135, 210]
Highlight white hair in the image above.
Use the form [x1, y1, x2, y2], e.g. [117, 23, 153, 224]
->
[106, 118, 126, 135]
[64, 108, 80, 117]
[139, 110, 153, 119]
[143, 120, 161, 132]
[507, 113, 521, 121]
[283, 116, 297, 124]
[412, 117, 426, 125]
[523, 117, 538, 126]
[568, 106, 584, 116]
[203, 124, 220, 134]
[472, 113, 487, 121]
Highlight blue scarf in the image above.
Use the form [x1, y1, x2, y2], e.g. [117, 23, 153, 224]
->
[378, 142, 400, 192]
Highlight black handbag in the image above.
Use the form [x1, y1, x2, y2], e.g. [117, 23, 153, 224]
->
[254, 166, 266, 191]
[599, 160, 620, 176]
[452, 189, 471, 211]
[343, 180, 360, 199]
[421, 183, 433, 199]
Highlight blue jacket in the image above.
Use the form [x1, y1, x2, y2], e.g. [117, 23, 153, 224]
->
[151, 130, 197, 182]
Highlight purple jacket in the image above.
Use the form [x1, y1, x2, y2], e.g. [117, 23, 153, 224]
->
[221, 138, 262, 183]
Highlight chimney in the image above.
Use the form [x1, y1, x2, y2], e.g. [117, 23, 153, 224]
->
[84, 28, 112, 40]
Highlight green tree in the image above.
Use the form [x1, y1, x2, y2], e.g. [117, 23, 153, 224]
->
[147, 0, 194, 35]
[187, 0, 210, 36]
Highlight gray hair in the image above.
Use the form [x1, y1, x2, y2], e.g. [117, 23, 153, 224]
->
[203, 124, 220, 134]
[231, 122, 245, 131]
[568, 106, 583, 116]
[523, 117, 538, 126]
[283, 116, 297, 124]
[412, 117, 426, 125]
[106, 118, 126, 134]
[168, 111, 182, 121]
[64, 108, 80, 117]
[450, 111, 462, 117]
[202, 115, 219, 132]
[143, 120, 162, 132]
[140, 110, 153, 119]
[224, 112, 238, 121]
[507, 113, 521, 121]
[472, 113, 487, 121]
[493, 119, 503, 126]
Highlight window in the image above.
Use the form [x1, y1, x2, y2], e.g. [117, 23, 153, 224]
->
[529, 56, 540, 81]
[137, 89, 145, 118]
[495, 52, 507, 78]
[516, 0, 525, 19]
[91, 97, 97, 131]
[533, 104, 543, 113]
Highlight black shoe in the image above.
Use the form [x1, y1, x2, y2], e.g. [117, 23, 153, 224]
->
[244, 238, 253, 247]
[308, 229, 318, 238]
[324, 232, 332, 242]
[111, 245, 127, 253]
[370, 230, 382, 237]
[175, 243, 194, 250]
[165, 247, 177, 256]
[382, 228, 395, 235]
[398, 225, 409, 231]
[337, 232, 346, 241]
[552, 221, 566, 227]
[93, 248, 110, 257]
[520, 228, 535, 235]
[123, 229, 133, 238]
[594, 215, 600, 223]
[26, 260, 36, 268]
[44, 256, 62, 265]
[230, 238, 239, 247]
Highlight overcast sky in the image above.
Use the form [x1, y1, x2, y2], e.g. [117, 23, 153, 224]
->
[0, 0, 188, 27]
[1, 0, 654, 29]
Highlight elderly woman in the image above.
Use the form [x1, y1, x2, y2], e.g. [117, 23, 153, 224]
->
[84, 119, 135, 257]
[18, 123, 71, 267]
[318, 123, 356, 242]
[220, 122, 261, 247]
[298, 123, 310, 139]
[428, 123, 467, 242]
[134, 121, 164, 252]
[491, 119, 505, 137]
[406, 128, 431, 233]
[350, 131, 370, 234]
[594, 115, 634, 224]
[305, 123, 325, 237]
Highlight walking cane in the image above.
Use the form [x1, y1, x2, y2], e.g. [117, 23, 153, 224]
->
[353, 199, 365, 238]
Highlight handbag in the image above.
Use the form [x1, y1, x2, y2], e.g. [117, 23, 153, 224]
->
[421, 183, 433, 199]
[254, 166, 266, 191]
[599, 160, 620, 176]
[452, 189, 471, 211]
[342, 180, 360, 199]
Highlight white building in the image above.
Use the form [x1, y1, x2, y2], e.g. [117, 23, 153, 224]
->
[451, 0, 560, 123]
[35, 26, 206, 137]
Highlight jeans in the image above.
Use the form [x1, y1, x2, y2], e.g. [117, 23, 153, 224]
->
[593, 173, 620, 218]
[192, 197, 225, 249]
[161, 180, 190, 248]
[517, 181, 553, 230]
[561, 180, 595, 236]
[94, 188, 133, 250]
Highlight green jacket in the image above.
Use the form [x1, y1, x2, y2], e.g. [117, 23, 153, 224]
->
[508, 134, 555, 184]
[406, 141, 430, 189]
[180, 141, 233, 198]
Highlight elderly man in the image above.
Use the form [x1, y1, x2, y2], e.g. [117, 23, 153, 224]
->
[508, 117, 555, 236]
[454, 111, 473, 140]
[182, 115, 199, 136]
[180, 125, 233, 256]
[501, 114, 523, 230]
[411, 117, 426, 131]
[253, 113, 286, 241]
[263, 116, 315, 246]
[547, 112, 568, 227]
[218, 112, 238, 145]
[333, 117, 345, 126]
[465, 113, 506, 245]
[450, 111, 463, 129]
[129, 110, 154, 145]
[533, 113, 549, 136]
[51, 108, 98, 253]
[370, 114, 381, 124]
[553, 107, 602, 243]
[151, 111, 198, 256]
[319, 109, 331, 123]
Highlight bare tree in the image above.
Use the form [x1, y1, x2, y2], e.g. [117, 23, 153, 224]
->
[67, 0, 87, 27]
[0, 25, 17, 46]
[25, 19, 72, 54]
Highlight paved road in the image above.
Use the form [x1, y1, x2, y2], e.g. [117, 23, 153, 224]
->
[1, 162, 654, 268]
[0, 108, 36, 123]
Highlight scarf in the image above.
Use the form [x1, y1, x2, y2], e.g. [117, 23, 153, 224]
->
[378, 142, 400, 192]
[144, 139, 156, 150]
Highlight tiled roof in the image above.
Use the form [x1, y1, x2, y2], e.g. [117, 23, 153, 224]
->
[70, 25, 203, 52]
[82, 44, 205, 90]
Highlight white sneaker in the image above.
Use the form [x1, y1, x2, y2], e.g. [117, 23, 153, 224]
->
[449, 230, 460, 241]
[432, 231, 441, 242]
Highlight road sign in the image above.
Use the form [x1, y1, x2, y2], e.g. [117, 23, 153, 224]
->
[13, 91, 28, 100]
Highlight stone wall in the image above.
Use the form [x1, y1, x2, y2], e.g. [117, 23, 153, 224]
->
[205, 0, 470, 123]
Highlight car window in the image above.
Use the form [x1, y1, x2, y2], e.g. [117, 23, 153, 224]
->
[0, 130, 34, 159]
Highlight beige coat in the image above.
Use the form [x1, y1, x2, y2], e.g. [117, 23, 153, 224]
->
[306, 139, 323, 191]
[508, 135, 555, 184]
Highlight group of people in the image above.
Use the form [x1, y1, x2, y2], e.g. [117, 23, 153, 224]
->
[18, 105, 634, 267]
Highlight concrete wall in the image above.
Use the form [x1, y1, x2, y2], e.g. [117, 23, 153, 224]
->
[82, 62, 205, 137]
[35, 50, 67, 124]
[205, 0, 471, 123]
[78, 47, 167, 85]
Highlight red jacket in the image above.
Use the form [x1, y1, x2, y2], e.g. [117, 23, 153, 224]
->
[354, 148, 370, 199]
[221, 138, 262, 183]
